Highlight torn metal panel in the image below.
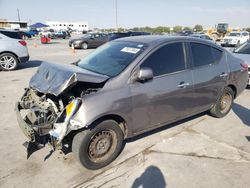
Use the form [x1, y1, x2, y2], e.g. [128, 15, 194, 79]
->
[29, 62, 109, 96]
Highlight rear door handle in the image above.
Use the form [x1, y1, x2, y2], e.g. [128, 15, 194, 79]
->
[220, 72, 228, 77]
[178, 82, 190, 88]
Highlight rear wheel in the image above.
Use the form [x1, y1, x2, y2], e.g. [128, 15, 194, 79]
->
[210, 87, 234, 118]
[72, 120, 124, 170]
[0, 53, 18, 71]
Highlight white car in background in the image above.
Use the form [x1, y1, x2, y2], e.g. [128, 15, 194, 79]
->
[0, 29, 29, 71]
[221, 31, 249, 47]
[233, 40, 250, 86]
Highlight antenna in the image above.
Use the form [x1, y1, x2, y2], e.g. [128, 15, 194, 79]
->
[17, 8, 20, 22]
[115, 0, 118, 31]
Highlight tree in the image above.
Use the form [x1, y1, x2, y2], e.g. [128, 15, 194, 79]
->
[193, 24, 203, 32]
[245, 28, 250, 33]
[155, 26, 170, 33]
[173, 26, 183, 32]
[183, 27, 192, 31]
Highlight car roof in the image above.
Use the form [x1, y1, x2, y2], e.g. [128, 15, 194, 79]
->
[114, 35, 218, 47]
[0, 29, 19, 32]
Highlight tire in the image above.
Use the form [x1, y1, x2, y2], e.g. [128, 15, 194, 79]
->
[0, 53, 18, 71]
[81, 42, 88, 49]
[72, 120, 124, 170]
[236, 41, 240, 47]
[209, 87, 234, 118]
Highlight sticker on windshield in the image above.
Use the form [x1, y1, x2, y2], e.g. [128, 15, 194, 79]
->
[121, 47, 140, 54]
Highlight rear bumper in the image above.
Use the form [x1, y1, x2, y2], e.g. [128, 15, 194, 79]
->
[15, 102, 35, 142]
[19, 55, 30, 63]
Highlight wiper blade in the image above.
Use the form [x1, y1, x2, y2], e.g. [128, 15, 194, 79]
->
[71, 59, 80, 66]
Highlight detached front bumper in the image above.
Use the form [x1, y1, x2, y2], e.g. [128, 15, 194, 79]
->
[15, 102, 36, 142]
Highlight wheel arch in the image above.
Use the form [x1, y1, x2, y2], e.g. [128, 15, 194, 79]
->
[69, 114, 128, 139]
[0, 51, 20, 63]
[88, 114, 128, 138]
[227, 84, 237, 98]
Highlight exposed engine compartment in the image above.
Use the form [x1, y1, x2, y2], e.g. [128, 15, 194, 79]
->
[18, 81, 103, 146]
[19, 89, 62, 136]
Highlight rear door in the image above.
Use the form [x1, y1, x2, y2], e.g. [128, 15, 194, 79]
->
[188, 42, 228, 113]
[130, 42, 195, 133]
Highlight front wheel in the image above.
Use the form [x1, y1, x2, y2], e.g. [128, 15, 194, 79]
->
[81, 42, 88, 49]
[72, 120, 124, 170]
[209, 87, 234, 118]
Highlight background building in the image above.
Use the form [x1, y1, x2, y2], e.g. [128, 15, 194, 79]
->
[46, 21, 88, 32]
[0, 19, 28, 29]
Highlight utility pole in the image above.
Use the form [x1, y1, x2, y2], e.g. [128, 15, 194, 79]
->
[17, 8, 20, 22]
[115, 0, 118, 31]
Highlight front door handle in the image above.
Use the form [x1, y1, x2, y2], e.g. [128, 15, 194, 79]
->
[178, 82, 190, 88]
[220, 72, 228, 77]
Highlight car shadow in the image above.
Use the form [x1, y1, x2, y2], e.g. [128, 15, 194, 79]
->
[131, 165, 167, 188]
[18, 60, 42, 70]
[246, 136, 250, 142]
[232, 103, 250, 127]
[42, 41, 61, 44]
[126, 112, 207, 143]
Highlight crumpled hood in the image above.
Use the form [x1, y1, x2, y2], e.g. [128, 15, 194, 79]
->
[233, 53, 250, 66]
[29, 61, 109, 96]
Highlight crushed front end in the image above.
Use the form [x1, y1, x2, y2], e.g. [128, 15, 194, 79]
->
[15, 61, 108, 156]
[15, 88, 83, 155]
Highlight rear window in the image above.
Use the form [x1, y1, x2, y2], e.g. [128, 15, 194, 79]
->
[0, 30, 22, 39]
[190, 43, 223, 67]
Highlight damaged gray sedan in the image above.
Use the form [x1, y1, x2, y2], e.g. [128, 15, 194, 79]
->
[16, 36, 248, 170]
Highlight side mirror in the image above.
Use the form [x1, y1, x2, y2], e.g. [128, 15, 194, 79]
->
[137, 68, 153, 82]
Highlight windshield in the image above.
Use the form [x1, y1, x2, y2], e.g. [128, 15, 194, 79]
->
[82, 33, 92, 38]
[228, 33, 241, 37]
[234, 42, 250, 54]
[78, 41, 147, 77]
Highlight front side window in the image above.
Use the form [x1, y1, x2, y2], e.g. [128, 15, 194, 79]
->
[190, 43, 223, 67]
[78, 41, 147, 77]
[141, 43, 186, 76]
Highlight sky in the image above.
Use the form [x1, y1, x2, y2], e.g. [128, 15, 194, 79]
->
[0, 0, 250, 29]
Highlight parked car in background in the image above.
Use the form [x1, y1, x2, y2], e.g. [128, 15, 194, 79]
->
[175, 30, 194, 36]
[39, 29, 55, 38]
[16, 36, 248, 170]
[233, 40, 250, 86]
[27, 29, 39, 36]
[69, 33, 108, 49]
[108, 31, 150, 41]
[221, 31, 249, 47]
[54, 31, 71, 39]
[190, 34, 213, 41]
[18, 31, 32, 39]
[0, 29, 29, 71]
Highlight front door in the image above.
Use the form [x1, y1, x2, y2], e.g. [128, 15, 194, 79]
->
[130, 42, 195, 134]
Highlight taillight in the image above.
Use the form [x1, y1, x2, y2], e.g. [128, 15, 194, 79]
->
[18, 40, 27, 46]
[240, 63, 248, 71]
